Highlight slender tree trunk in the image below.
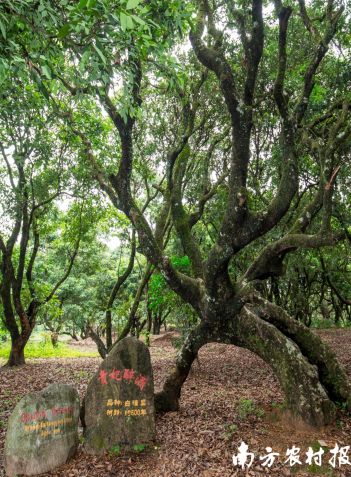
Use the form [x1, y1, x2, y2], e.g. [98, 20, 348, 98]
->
[145, 282, 152, 333]
[86, 323, 107, 359]
[135, 318, 146, 339]
[134, 316, 139, 339]
[51, 333, 59, 347]
[106, 231, 136, 350]
[114, 262, 152, 345]
[153, 313, 161, 335]
[105, 308, 113, 350]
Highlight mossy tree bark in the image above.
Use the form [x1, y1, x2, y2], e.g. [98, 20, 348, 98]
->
[154, 288, 341, 428]
[61, 0, 350, 428]
[250, 295, 351, 413]
[231, 306, 336, 428]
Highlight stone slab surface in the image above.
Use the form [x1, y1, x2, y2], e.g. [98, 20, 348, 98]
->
[82, 337, 156, 454]
[4, 382, 80, 477]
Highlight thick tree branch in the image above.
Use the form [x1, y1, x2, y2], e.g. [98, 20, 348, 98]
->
[248, 295, 351, 412]
[190, 0, 240, 119]
[298, 0, 321, 41]
[171, 144, 203, 278]
[229, 0, 264, 105]
[273, 5, 292, 119]
[241, 229, 344, 284]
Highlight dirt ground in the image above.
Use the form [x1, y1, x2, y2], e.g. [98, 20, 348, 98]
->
[1, 329, 351, 476]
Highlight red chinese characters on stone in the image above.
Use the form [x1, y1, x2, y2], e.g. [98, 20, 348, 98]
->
[98, 367, 148, 388]
[134, 374, 147, 391]
[109, 368, 122, 381]
[98, 370, 109, 387]
[123, 368, 135, 384]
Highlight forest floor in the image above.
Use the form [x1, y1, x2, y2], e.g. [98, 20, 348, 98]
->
[1, 329, 351, 477]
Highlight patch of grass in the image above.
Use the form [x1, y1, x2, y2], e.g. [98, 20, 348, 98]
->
[221, 423, 236, 437]
[134, 443, 149, 452]
[109, 445, 120, 455]
[0, 341, 99, 359]
[237, 397, 265, 419]
[294, 441, 334, 476]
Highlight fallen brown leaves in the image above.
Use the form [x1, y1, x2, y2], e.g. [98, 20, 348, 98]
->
[1, 329, 351, 476]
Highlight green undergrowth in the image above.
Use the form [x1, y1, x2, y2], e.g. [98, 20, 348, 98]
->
[289, 441, 335, 476]
[0, 341, 100, 360]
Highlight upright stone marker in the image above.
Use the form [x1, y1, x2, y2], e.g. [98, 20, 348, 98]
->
[82, 337, 156, 454]
[4, 383, 80, 477]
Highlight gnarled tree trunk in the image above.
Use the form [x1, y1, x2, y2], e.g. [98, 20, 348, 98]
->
[155, 291, 350, 428]
[250, 295, 351, 413]
[57, 0, 350, 432]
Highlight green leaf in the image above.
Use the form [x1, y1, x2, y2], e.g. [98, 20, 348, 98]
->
[78, 0, 88, 9]
[0, 68, 7, 85]
[58, 23, 70, 39]
[120, 12, 127, 31]
[86, 0, 97, 8]
[31, 70, 50, 100]
[126, 15, 134, 29]
[0, 20, 6, 39]
[187, 19, 195, 31]
[93, 44, 106, 64]
[126, 0, 140, 9]
[80, 49, 90, 66]
[41, 65, 52, 79]
[131, 15, 145, 25]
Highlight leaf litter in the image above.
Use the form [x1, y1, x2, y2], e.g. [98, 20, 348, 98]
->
[1, 329, 351, 476]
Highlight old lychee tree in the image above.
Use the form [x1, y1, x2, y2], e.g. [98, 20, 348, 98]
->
[3, 0, 351, 426]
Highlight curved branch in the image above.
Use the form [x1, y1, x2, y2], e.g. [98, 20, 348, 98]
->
[40, 233, 81, 306]
[114, 262, 153, 344]
[105, 230, 136, 350]
[241, 229, 344, 284]
[249, 295, 351, 412]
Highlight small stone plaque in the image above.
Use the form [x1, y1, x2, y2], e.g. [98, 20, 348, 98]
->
[4, 383, 80, 477]
[82, 337, 156, 454]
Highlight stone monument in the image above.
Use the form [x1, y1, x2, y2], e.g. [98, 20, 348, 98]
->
[82, 337, 156, 454]
[4, 382, 80, 477]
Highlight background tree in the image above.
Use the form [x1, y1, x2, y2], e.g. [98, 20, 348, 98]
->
[0, 79, 93, 366]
